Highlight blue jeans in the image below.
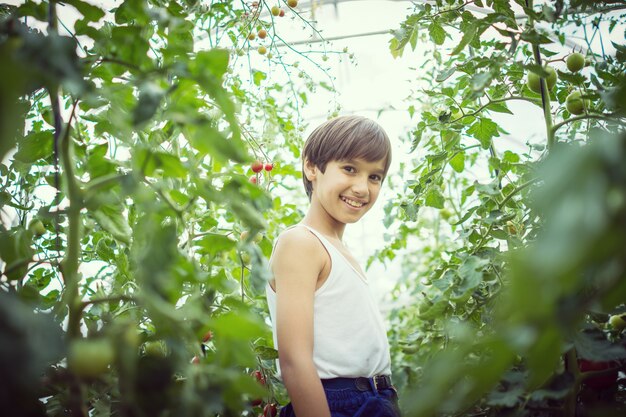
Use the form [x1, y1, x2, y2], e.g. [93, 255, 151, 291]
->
[279, 384, 401, 417]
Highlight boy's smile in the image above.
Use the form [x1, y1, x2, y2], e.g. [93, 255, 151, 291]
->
[305, 158, 386, 226]
[340, 195, 366, 208]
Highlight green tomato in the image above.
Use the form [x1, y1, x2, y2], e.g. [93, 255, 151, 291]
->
[240, 251, 251, 265]
[143, 340, 168, 357]
[609, 314, 626, 331]
[68, 339, 115, 378]
[28, 219, 46, 237]
[526, 66, 557, 94]
[566, 53, 585, 72]
[123, 326, 140, 350]
[565, 91, 589, 115]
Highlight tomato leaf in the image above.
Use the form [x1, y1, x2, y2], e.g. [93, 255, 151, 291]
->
[62, 0, 105, 22]
[449, 152, 465, 173]
[428, 22, 446, 46]
[194, 233, 236, 257]
[425, 188, 445, 209]
[467, 118, 500, 149]
[486, 102, 514, 114]
[14, 131, 54, 163]
[92, 205, 132, 244]
[450, 25, 476, 55]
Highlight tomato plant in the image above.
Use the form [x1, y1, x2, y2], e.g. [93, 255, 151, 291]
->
[566, 52, 585, 72]
[384, 0, 626, 416]
[1, 1, 625, 417]
[0, 0, 336, 415]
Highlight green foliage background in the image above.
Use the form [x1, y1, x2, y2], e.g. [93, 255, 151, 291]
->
[0, 1, 625, 417]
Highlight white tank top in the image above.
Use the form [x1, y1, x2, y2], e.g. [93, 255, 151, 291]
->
[265, 224, 392, 379]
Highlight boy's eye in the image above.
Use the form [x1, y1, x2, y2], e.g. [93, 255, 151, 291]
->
[370, 175, 382, 182]
[343, 166, 356, 173]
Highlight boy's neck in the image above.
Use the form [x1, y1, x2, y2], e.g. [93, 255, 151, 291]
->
[301, 210, 346, 241]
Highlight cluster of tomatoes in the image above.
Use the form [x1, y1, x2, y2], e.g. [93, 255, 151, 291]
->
[190, 334, 279, 415]
[251, 369, 278, 416]
[245, 1, 299, 56]
[525, 52, 591, 115]
[249, 160, 274, 184]
[577, 313, 626, 391]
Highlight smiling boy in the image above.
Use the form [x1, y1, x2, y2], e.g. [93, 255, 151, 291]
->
[266, 115, 400, 417]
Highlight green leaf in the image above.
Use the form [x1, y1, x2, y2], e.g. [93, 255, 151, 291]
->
[194, 49, 230, 80]
[389, 14, 420, 58]
[96, 237, 116, 262]
[211, 311, 266, 341]
[425, 188, 445, 209]
[252, 70, 266, 86]
[428, 22, 446, 46]
[133, 82, 165, 126]
[453, 206, 479, 225]
[254, 345, 279, 360]
[93, 205, 132, 244]
[450, 24, 476, 55]
[195, 233, 236, 257]
[436, 67, 456, 83]
[503, 150, 520, 163]
[185, 124, 248, 163]
[467, 118, 500, 149]
[135, 149, 187, 178]
[62, 0, 105, 22]
[110, 25, 151, 65]
[16, 0, 48, 20]
[449, 152, 465, 173]
[453, 256, 489, 300]
[520, 28, 553, 45]
[0, 228, 35, 281]
[574, 328, 626, 362]
[474, 180, 502, 196]
[418, 299, 449, 320]
[388, 38, 403, 59]
[470, 72, 493, 94]
[14, 131, 54, 163]
[487, 387, 524, 408]
[486, 101, 514, 114]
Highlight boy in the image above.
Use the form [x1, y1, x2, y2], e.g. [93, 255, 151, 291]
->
[266, 115, 400, 417]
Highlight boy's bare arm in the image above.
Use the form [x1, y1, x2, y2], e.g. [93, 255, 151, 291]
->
[272, 228, 331, 417]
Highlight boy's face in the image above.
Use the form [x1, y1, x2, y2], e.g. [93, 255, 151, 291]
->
[305, 157, 387, 224]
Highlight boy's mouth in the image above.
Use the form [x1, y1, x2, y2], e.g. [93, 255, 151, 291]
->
[340, 196, 366, 208]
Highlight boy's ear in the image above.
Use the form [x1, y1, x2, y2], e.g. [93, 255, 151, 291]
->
[303, 158, 318, 181]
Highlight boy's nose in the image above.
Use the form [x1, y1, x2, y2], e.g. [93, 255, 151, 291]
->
[351, 177, 369, 196]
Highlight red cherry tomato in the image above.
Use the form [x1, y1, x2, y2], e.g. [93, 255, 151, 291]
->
[251, 161, 263, 173]
[578, 359, 618, 390]
[202, 331, 213, 342]
[263, 403, 277, 417]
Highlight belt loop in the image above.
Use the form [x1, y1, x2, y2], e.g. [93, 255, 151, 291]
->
[367, 376, 380, 396]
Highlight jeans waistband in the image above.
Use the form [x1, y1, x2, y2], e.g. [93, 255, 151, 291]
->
[321, 375, 393, 393]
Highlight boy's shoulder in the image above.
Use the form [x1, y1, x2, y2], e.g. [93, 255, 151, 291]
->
[272, 225, 326, 262]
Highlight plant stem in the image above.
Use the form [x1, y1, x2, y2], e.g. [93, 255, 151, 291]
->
[59, 101, 83, 340]
[49, 4, 85, 413]
[498, 178, 539, 209]
[525, 0, 555, 151]
[563, 348, 579, 417]
[551, 112, 623, 135]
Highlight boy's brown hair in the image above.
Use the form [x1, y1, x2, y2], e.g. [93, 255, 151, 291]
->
[302, 115, 392, 200]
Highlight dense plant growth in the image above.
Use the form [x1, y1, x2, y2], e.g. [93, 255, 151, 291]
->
[0, 0, 332, 415]
[383, 0, 626, 415]
[1, 1, 625, 417]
